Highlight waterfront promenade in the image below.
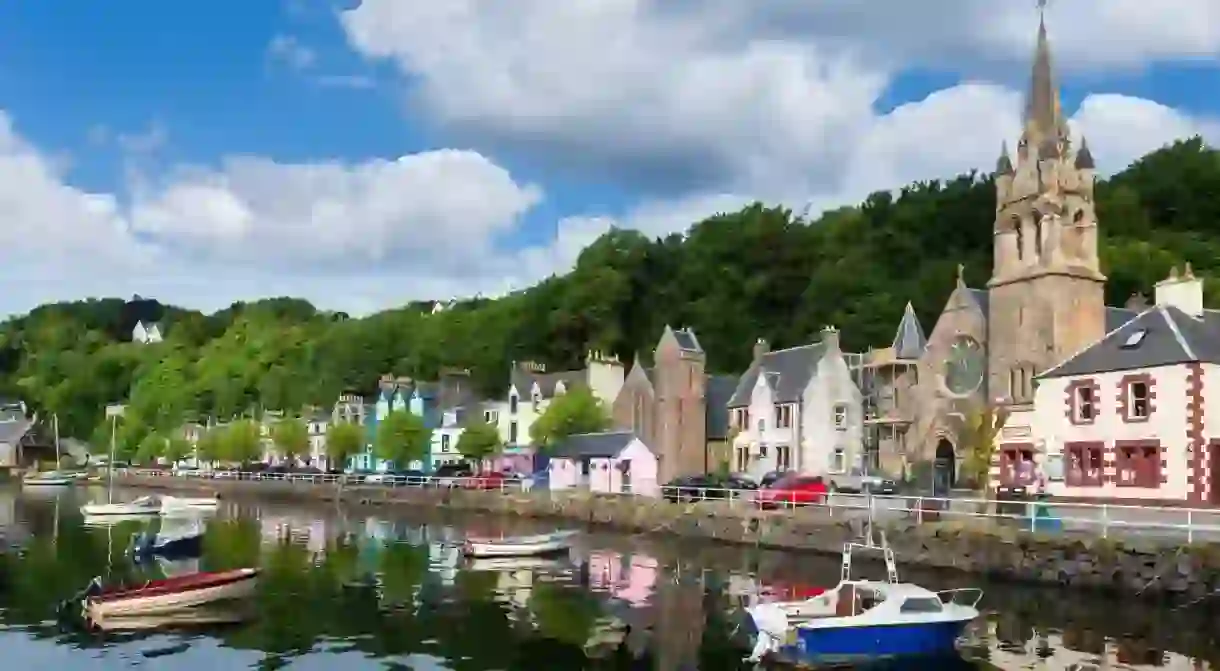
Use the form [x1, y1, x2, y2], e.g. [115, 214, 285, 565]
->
[109, 469, 1220, 599]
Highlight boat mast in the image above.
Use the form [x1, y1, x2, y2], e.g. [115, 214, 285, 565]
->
[53, 413, 60, 468]
[108, 412, 117, 503]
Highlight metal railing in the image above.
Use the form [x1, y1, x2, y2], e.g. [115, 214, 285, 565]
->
[113, 469, 1220, 542]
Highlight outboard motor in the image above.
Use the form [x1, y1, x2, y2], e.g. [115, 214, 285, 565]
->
[129, 531, 154, 558]
[744, 603, 790, 663]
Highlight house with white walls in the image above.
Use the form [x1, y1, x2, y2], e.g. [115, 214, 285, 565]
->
[483, 351, 625, 472]
[726, 326, 865, 481]
[131, 320, 164, 344]
[430, 407, 469, 470]
[1014, 265, 1220, 506]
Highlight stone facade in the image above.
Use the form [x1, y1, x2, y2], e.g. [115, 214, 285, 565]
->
[862, 14, 1132, 484]
[611, 327, 735, 482]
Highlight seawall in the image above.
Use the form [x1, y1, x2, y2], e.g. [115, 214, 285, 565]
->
[117, 474, 1220, 599]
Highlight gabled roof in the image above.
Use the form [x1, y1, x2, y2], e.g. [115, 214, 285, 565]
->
[727, 340, 828, 407]
[0, 418, 32, 444]
[670, 327, 702, 353]
[552, 431, 636, 459]
[1040, 305, 1220, 379]
[509, 368, 586, 399]
[892, 302, 927, 360]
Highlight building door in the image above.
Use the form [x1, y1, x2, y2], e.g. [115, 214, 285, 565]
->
[933, 439, 956, 496]
[1211, 441, 1220, 505]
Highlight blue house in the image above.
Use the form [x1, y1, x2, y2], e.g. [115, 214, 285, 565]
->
[348, 376, 441, 473]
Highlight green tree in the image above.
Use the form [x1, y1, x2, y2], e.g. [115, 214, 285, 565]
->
[955, 402, 1011, 492]
[455, 419, 502, 468]
[134, 431, 164, 465]
[326, 422, 364, 471]
[196, 428, 223, 465]
[164, 435, 192, 464]
[219, 419, 262, 465]
[373, 410, 431, 468]
[529, 387, 611, 451]
[272, 417, 309, 465]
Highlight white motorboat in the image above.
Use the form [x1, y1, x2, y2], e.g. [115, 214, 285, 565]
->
[88, 605, 250, 631]
[81, 495, 163, 517]
[80, 567, 259, 619]
[159, 495, 219, 516]
[23, 471, 74, 486]
[466, 555, 568, 572]
[461, 530, 578, 558]
[744, 525, 983, 665]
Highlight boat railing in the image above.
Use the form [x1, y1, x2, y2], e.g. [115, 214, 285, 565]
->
[934, 587, 984, 608]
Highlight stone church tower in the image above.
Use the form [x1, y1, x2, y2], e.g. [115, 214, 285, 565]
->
[987, 12, 1106, 407]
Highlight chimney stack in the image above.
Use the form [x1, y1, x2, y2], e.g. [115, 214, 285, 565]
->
[1154, 263, 1204, 317]
[753, 338, 769, 361]
[821, 325, 840, 351]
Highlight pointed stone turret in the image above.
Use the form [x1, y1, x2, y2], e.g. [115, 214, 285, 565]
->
[1023, 10, 1066, 146]
[1075, 136, 1095, 169]
[996, 141, 1014, 175]
[892, 302, 927, 361]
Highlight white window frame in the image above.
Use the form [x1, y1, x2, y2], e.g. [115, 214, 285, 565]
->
[830, 447, 846, 474]
[833, 403, 849, 430]
[1074, 386, 1096, 422]
[1128, 381, 1150, 419]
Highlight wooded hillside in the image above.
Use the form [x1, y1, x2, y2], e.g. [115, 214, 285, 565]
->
[3, 138, 1216, 448]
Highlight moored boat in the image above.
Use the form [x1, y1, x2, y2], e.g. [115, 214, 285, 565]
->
[80, 568, 259, 619]
[23, 471, 74, 486]
[131, 519, 205, 559]
[744, 525, 982, 665]
[88, 604, 251, 632]
[461, 530, 578, 558]
[159, 495, 220, 516]
[80, 495, 163, 517]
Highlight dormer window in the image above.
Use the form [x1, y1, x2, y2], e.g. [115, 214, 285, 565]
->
[1121, 329, 1147, 349]
[774, 404, 793, 429]
[509, 394, 518, 414]
[532, 391, 542, 411]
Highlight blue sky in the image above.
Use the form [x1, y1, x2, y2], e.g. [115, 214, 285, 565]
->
[0, 0, 1217, 315]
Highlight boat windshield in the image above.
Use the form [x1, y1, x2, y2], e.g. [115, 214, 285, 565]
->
[898, 597, 943, 613]
[131, 496, 161, 506]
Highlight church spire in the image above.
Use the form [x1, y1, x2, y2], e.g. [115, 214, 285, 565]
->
[1023, 1, 1064, 144]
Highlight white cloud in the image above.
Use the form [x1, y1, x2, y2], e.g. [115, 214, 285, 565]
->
[267, 34, 316, 70]
[1, 2, 1219, 316]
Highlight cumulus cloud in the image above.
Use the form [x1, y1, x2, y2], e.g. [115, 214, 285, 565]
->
[1, 1, 1218, 316]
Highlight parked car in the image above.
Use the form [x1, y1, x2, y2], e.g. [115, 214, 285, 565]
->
[758, 470, 792, 489]
[462, 471, 515, 491]
[432, 462, 475, 487]
[662, 474, 757, 502]
[385, 469, 426, 485]
[830, 469, 898, 495]
[754, 474, 829, 509]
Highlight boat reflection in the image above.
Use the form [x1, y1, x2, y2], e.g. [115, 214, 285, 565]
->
[88, 603, 253, 632]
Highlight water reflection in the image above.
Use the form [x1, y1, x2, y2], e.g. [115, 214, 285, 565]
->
[2, 487, 1220, 669]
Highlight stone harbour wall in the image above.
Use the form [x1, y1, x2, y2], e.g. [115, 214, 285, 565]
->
[118, 474, 1220, 599]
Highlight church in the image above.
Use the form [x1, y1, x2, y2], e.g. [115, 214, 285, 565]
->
[859, 11, 1180, 499]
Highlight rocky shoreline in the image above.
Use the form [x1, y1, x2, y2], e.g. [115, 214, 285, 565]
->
[117, 473, 1220, 599]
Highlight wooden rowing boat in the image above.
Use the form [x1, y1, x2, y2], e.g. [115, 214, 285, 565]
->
[461, 530, 578, 558]
[82, 568, 259, 619]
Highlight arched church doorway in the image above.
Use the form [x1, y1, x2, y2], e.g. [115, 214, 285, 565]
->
[934, 439, 956, 496]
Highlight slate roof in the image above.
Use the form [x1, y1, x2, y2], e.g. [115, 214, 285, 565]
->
[892, 302, 927, 360]
[726, 340, 829, 408]
[1040, 305, 1220, 378]
[671, 328, 703, 352]
[0, 418, 32, 444]
[552, 431, 636, 459]
[704, 375, 737, 440]
[509, 368, 587, 399]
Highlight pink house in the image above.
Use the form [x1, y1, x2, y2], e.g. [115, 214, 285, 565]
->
[1003, 267, 1220, 506]
[548, 431, 659, 496]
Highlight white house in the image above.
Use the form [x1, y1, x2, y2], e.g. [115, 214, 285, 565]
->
[726, 326, 865, 481]
[430, 408, 468, 470]
[1017, 265, 1220, 506]
[131, 320, 163, 344]
[482, 351, 625, 464]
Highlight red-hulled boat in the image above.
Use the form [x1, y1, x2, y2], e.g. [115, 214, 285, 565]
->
[81, 568, 259, 620]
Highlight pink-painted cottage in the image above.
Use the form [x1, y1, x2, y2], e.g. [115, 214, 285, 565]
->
[1017, 266, 1220, 506]
[547, 431, 659, 496]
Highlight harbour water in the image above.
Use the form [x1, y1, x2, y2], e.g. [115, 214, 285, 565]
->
[2, 486, 1219, 669]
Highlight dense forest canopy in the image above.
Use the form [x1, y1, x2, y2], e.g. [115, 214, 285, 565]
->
[2, 138, 1217, 445]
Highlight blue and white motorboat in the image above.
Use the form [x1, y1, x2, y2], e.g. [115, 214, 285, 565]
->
[745, 526, 982, 665]
[130, 518, 205, 560]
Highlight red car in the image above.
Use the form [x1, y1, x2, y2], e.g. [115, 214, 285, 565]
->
[462, 472, 514, 491]
[754, 474, 829, 509]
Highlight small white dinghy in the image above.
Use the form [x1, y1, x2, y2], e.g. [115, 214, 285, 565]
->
[81, 495, 163, 517]
[23, 471, 74, 486]
[160, 495, 219, 516]
[461, 530, 578, 558]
